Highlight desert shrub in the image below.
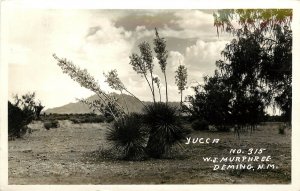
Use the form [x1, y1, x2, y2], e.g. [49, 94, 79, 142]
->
[278, 124, 286, 135]
[106, 113, 148, 160]
[44, 120, 59, 130]
[143, 102, 191, 158]
[8, 92, 44, 138]
[191, 119, 209, 131]
[8, 101, 35, 138]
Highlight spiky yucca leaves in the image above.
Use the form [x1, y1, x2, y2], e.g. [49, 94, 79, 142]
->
[106, 113, 148, 160]
[143, 103, 190, 158]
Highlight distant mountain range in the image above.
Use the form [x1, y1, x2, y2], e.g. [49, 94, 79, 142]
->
[45, 93, 180, 114]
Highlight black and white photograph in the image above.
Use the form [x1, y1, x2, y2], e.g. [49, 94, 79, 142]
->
[1, 0, 300, 190]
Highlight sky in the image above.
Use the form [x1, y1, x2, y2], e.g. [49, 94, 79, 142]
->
[6, 9, 233, 109]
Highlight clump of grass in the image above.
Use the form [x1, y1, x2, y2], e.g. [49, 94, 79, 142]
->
[143, 102, 191, 158]
[106, 113, 148, 160]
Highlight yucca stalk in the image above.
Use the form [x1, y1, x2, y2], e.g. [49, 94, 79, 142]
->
[129, 53, 155, 103]
[153, 76, 162, 102]
[53, 54, 124, 120]
[104, 69, 146, 108]
[139, 42, 156, 103]
[154, 28, 169, 103]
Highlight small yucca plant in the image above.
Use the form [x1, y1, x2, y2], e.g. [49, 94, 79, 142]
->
[106, 113, 148, 160]
[143, 102, 190, 158]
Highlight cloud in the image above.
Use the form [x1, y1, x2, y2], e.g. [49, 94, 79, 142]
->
[155, 10, 232, 41]
[114, 10, 231, 42]
[86, 26, 102, 38]
[7, 9, 233, 108]
[78, 24, 135, 83]
[171, 10, 214, 30]
[185, 40, 228, 75]
[7, 10, 103, 108]
[115, 10, 181, 31]
[85, 20, 132, 44]
[167, 51, 185, 74]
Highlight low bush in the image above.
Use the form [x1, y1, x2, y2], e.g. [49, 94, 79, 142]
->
[191, 119, 209, 131]
[106, 113, 148, 160]
[44, 120, 60, 130]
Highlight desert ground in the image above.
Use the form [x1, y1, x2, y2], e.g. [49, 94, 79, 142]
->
[8, 120, 291, 184]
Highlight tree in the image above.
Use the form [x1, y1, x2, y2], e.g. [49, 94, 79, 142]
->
[175, 64, 188, 107]
[213, 9, 292, 37]
[154, 28, 169, 103]
[187, 71, 233, 130]
[216, 30, 267, 133]
[188, 9, 293, 133]
[214, 9, 292, 123]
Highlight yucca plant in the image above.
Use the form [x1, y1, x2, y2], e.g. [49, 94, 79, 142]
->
[143, 102, 190, 158]
[106, 113, 148, 160]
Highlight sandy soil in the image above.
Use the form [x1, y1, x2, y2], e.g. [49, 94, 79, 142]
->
[8, 121, 291, 184]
